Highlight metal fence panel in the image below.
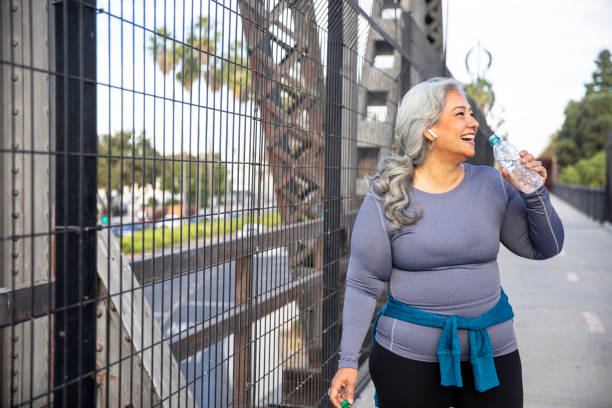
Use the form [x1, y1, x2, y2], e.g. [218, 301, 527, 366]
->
[0, 1, 493, 406]
[553, 182, 608, 222]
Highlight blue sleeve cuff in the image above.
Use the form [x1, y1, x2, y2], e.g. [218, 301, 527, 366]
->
[518, 185, 548, 199]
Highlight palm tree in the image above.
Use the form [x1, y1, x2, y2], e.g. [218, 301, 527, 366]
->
[148, 17, 250, 99]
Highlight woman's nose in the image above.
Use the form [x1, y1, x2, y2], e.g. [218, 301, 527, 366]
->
[469, 115, 479, 129]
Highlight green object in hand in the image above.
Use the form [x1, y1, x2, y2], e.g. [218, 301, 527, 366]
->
[341, 400, 351, 408]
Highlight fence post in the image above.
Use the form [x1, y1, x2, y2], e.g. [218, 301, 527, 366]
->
[52, 0, 98, 406]
[605, 129, 612, 222]
[322, 0, 343, 405]
[234, 254, 253, 407]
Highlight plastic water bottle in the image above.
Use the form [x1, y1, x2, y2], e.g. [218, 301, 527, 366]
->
[488, 134, 543, 194]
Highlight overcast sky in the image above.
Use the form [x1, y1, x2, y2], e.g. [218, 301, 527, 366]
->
[442, 0, 612, 156]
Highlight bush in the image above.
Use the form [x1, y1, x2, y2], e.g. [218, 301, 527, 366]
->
[119, 211, 281, 255]
[558, 150, 606, 187]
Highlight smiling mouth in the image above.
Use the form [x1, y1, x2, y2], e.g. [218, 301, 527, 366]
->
[461, 134, 475, 144]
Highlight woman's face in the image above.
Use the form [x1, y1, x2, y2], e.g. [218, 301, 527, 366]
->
[427, 90, 480, 161]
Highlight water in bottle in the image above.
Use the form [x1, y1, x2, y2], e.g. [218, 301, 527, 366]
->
[488, 134, 543, 194]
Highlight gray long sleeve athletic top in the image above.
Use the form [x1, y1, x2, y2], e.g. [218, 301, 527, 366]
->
[338, 163, 564, 369]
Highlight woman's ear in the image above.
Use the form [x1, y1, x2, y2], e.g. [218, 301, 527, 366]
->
[423, 128, 438, 142]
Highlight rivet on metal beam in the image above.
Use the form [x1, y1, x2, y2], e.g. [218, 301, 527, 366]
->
[12, 108, 20, 116]
[11, 3, 18, 12]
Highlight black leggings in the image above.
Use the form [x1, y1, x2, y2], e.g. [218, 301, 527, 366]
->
[369, 341, 523, 408]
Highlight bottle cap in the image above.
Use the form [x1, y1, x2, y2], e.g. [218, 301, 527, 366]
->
[341, 400, 351, 408]
[488, 134, 501, 146]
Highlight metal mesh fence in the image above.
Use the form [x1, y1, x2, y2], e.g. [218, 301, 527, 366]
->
[0, 0, 491, 407]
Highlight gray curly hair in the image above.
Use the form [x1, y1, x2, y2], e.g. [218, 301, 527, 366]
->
[368, 77, 467, 230]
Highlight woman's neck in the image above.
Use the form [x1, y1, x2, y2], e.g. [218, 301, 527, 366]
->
[413, 155, 465, 193]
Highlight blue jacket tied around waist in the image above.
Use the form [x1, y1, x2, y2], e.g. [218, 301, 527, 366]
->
[371, 288, 514, 403]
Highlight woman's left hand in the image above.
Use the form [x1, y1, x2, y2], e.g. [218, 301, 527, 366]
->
[501, 150, 547, 190]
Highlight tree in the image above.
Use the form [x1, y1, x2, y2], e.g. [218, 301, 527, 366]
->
[558, 150, 606, 187]
[97, 132, 231, 209]
[147, 16, 239, 209]
[465, 78, 495, 114]
[148, 17, 251, 99]
[200, 153, 230, 206]
[158, 153, 230, 207]
[554, 87, 612, 168]
[585, 49, 612, 95]
[464, 77, 507, 137]
[97, 131, 161, 191]
[546, 49, 612, 169]
[539, 131, 558, 159]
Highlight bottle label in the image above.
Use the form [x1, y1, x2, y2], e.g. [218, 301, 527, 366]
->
[488, 134, 501, 146]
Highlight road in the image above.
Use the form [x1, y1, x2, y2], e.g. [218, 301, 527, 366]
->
[354, 195, 612, 408]
[503, 195, 612, 408]
[142, 247, 292, 407]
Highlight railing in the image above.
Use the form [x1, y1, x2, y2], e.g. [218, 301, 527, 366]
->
[553, 182, 608, 222]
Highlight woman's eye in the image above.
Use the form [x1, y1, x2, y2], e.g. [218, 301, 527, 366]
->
[456, 112, 464, 116]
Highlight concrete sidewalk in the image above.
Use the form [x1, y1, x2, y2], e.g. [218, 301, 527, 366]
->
[353, 195, 612, 408]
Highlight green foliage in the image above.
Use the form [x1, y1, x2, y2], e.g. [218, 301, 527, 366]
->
[200, 154, 229, 206]
[464, 77, 507, 136]
[148, 18, 251, 100]
[465, 78, 495, 114]
[98, 131, 230, 205]
[554, 92, 612, 168]
[120, 212, 281, 254]
[550, 48, 612, 188]
[585, 49, 612, 95]
[539, 131, 558, 159]
[558, 150, 606, 187]
[97, 131, 160, 190]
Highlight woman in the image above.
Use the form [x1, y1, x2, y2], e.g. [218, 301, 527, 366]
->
[329, 77, 564, 408]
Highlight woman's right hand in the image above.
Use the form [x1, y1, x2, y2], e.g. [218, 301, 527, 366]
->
[329, 367, 358, 408]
